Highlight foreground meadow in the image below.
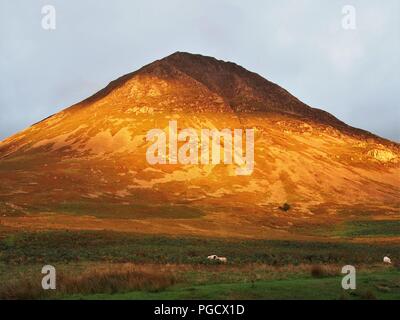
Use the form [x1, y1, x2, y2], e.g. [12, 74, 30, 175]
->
[0, 228, 399, 300]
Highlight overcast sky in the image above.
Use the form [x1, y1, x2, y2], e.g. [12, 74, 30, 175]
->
[0, 0, 399, 141]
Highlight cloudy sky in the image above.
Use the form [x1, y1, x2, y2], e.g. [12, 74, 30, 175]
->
[0, 0, 399, 141]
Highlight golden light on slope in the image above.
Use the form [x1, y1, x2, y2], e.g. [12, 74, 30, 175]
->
[0, 52, 398, 239]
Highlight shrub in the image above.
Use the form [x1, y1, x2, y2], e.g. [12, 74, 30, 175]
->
[279, 203, 291, 212]
[310, 265, 325, 278]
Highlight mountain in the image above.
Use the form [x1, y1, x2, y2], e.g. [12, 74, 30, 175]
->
[0, 52, 398, 238]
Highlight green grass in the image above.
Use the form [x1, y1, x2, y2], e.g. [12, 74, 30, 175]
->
[1, 230, 398, 266]
[0, 230, 399, 300]
[66, 270, 400, 300]
[2, 261, 399, 300]
[340, 220, 400, 237]
[292, 220, 400, 238]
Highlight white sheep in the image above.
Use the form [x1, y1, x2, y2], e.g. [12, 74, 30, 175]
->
[217, 257, 227, 263]
[383, 256, 392, 264]
[207, 255, 227, 263]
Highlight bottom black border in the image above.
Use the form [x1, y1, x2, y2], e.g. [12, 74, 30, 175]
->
[0, 300, 396, 319]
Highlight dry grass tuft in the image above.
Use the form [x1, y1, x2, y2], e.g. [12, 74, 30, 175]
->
[0, 264, 176, 300]
[310, 265, 339, 278]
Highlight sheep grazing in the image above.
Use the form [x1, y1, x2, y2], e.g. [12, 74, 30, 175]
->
[383, 256, 392, 264]
[207, 255, 227, 263]
[217, 257, 227, 263]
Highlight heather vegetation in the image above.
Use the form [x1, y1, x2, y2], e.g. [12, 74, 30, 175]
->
[0, 230, 399, 300]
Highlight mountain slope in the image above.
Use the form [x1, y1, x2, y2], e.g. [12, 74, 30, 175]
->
[0, 52, 398, 238]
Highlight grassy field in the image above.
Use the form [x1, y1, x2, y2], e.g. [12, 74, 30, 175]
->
[1, 230, 399, 265]
[0, 229, 399, 300]
[291, 219, 400, 238]
[69, 270, 400, 300]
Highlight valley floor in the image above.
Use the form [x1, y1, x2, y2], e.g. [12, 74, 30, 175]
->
[69, 270, 400, 300]
[0, 227, 399, 300]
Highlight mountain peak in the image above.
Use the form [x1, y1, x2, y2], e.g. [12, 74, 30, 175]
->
[61, 53, 378, 138]
[163, 51, 222, 63]
[166, 51, 208, 59]
[156, 51, 245, 75]
[137, 52, 350, 128]
[143, 51, 240, 78]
